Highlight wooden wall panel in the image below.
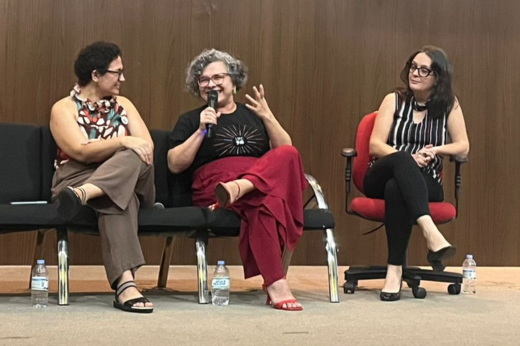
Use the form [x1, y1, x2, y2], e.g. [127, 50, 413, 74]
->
[1, 0, 520, 268]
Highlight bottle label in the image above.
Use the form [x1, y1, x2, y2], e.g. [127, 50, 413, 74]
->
[212, 277, 230, 290]
[463, 269, 476, 280]
[31, 277, 49, 291]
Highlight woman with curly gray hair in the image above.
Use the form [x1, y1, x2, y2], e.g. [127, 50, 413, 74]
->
[168, 49, 306, 311]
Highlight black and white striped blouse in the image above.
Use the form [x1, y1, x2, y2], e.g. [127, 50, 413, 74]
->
[377, 93, 449, 184]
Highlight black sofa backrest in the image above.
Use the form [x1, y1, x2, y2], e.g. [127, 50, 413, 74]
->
[149, 129, 172, 207]
[0, 123, 43, 203]
[1, 123, 194, 208]
[1, 124, 189, 207]
[147, 129, 194, 208]
[41, 126, 57, 202]
[169, 169, 193, 208]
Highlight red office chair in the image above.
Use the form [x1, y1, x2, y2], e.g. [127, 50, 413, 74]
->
[341, 112, 468, 298]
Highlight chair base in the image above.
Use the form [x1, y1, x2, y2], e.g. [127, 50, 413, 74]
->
[343, 266, 463, 298]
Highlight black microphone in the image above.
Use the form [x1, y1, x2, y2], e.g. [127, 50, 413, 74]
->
[206, 90, 218, 138]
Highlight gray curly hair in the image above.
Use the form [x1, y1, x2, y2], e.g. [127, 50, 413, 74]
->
[185, 49, 248, 97]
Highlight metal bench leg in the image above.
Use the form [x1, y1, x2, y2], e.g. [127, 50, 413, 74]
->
[157, 236, 176, 288]
[57, 227, 69, 306]
[325, 228, 340, 303]
[196, 234, 209, 304]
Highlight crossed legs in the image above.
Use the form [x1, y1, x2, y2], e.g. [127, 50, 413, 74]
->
[214, 178, 302, 310]
[364, 151, 453, 294]
[53, 149, 155, 310]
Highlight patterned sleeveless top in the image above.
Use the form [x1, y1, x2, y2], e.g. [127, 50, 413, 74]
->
[54, 85, 131, 168]
[372, 93, 449, 184]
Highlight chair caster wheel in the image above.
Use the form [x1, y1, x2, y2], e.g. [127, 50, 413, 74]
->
[448, 283, 461, 295]
[344, 281, 357, 294]
[412, 287, 427, 299]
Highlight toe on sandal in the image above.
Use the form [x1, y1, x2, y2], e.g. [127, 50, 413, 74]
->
[208, 202, 222, 211]
[113, 281, 153, 314]
[273, 299, 303, 311]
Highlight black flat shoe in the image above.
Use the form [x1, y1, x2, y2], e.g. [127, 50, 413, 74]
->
[427, 245, 457, 272]
[380, 291, 401, 302]
[56, 187, 83, 221]
[380, 281, 402, 302]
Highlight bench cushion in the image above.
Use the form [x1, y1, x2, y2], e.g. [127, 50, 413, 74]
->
[0, 204, 62, 231]
[65, 206, 207, 236]
[203, 208, 336, 237]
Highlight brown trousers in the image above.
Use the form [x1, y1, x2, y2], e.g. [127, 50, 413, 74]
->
[51, 149, 155, 289]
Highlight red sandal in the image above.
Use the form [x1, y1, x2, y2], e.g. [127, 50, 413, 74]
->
[262, 283, 303, 311]
[273, 299, 303, 311]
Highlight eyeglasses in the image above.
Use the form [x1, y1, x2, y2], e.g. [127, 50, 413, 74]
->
[409, 63, 434, 78]
[198, 73, 229, 88]
[105, 69, 125, 80]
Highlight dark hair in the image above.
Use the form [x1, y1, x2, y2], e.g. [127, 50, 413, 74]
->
[74, 42, 122, 87]
[397, 46, 455, 118]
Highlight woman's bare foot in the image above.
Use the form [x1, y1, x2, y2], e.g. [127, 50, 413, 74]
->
[215, 181, 241, 207]
[116, 271, 153, 308]
[417, 215, 451, 252]
[117, 286, 153, 308]
[213, 179, 255, 208]
[382, 265, 402, 293]
[266, 278, 302, 310]
[74, 183, 104, 204]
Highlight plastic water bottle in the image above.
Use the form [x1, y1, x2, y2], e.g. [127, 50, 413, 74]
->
[462, 254, 477, 294]
[31, 259, 49, 308]
[211, 260, 230, 306]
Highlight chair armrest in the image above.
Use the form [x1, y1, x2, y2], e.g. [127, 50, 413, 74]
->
[304, 174, 330, 210]
[341, 147, 357, 158]
[449, 155, 469, 217]
[341, 148, 357, 213]
[450, 155, 469, 164]
[341, 148, 357, 188]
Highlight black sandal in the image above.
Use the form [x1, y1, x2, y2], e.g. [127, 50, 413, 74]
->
[113, 281, 153, 314]
[56, 186, 86, 221]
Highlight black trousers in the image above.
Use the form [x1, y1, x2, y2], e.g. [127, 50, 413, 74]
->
[363, 151, 443, 265]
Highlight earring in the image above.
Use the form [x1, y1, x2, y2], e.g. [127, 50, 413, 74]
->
[233, 87, 237, 94]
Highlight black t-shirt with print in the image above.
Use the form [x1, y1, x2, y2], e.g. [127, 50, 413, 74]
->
[169, 103, 270, 173]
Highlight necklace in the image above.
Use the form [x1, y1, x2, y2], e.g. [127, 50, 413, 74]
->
[412, 100, 428, 112]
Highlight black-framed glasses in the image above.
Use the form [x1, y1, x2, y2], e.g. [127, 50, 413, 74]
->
[105, 69, 125, 80]
[409, 63, 434, 78]
[198, 73, 229, 88]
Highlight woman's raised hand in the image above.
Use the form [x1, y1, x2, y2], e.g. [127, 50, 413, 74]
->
[245, 84, 273, 120]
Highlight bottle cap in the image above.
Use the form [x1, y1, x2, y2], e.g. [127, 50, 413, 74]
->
[217, 260, 225, 265]
[466, 254, 473, 259]
[37, 259, 45, 265]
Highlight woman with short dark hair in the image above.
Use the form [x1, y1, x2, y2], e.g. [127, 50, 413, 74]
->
[367, 46, 470, 301]
[51, 41, 155, 313]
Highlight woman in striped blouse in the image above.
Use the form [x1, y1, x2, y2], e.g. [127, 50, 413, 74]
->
[367, 46, 470, 301]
